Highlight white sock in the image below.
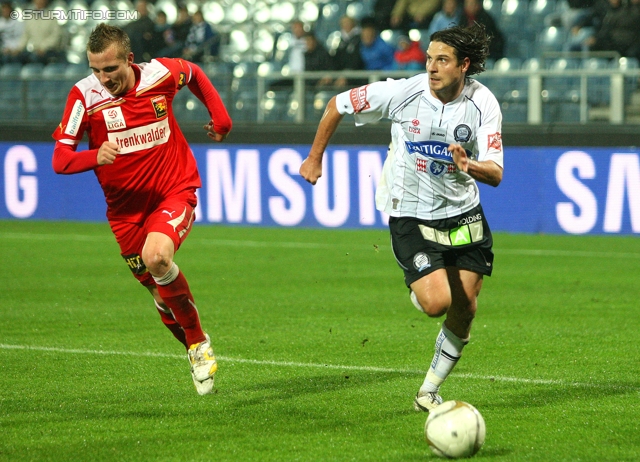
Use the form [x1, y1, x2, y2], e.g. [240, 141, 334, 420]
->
[152, 262, 179, 286]
[420, 324, 469, 394]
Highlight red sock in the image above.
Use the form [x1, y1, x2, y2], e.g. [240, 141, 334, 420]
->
[155, 302, 188, 349]
[155, 270, 206, 347]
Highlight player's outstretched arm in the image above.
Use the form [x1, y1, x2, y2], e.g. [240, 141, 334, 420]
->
[300, 97, 344, 185]
[449, 143, 503, 187]
[184, 61, 232, 139]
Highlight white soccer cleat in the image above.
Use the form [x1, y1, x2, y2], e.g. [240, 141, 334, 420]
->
[414, 391, 444, 412]
[188, 334, 217, 395]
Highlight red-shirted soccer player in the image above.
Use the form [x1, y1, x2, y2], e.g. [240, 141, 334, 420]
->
[51, 23, 232, 395]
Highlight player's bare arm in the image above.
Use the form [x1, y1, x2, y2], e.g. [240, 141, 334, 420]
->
[300, 97, 344, 185]
[449, 143, 502, 187]
[97, 141, 120, 165]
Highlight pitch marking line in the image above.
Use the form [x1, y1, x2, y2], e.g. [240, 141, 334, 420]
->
[1, 232, 639, 258]
[1, 344, 634, 391]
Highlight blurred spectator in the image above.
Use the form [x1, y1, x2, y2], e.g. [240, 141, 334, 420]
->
[547, 0, 603, 52]
[156, 4, 192, 59]
[149, 10, 170, 58]
[330, 15, 364, 88]
[304, 31, 334, 88]
[390, 0, 441, 31]
[462, 0, 504, 60]
[286, 19, 307, 73]
[585, 0, 640, 60]
[372, 0, 396, 30]
[426, 0, 463, 38]
[0, 1, 24, 64]
[182, 9, 219, 62]
[394, 35, 426, 70]
[360, 19, 397, 70]
[14, 0, 65, 64]
[124, 0, 156, 62]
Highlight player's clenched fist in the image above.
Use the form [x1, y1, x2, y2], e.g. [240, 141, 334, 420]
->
[204, 122, 228, 142]
[300, 157, 323, 185]
[97, 141, 120, 165]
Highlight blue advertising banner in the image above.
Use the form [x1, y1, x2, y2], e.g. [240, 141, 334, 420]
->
[1, 142, 639, 235]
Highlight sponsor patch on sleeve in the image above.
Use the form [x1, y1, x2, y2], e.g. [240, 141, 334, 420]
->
[349, 85, 370, 113]
[64, 99, 85, 137]
[487, 132, 502, 151]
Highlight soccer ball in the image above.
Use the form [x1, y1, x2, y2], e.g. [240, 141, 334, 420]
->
[424, 400, 486, 459]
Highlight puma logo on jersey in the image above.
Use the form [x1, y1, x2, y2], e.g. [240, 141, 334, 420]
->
[91, 89, 104, 96]
[162, 210, 175, 217]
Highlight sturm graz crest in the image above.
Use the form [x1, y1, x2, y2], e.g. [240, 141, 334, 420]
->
[454, 124, 471, 142]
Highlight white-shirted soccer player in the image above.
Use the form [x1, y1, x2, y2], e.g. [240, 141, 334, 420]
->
[300, 23, 503, 411]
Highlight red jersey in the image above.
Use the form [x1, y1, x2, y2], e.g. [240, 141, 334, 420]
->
[52, 58, 231, 223]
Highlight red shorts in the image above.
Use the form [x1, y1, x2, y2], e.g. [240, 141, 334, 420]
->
[110, 190, 197, 286]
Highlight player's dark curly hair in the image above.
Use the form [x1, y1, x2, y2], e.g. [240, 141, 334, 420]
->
[430, 23, 490, 76]
[86, 23, 131, 60]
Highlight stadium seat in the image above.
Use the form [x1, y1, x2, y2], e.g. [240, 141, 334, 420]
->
[299, 1, 320, 22]
[252, 1, 271, 23]
[0, 63, 22, 78]
[488, 58, 525, 101]
[536, 26, 568, 56]
[231, 90, 258, 122]
[546, 57, 580, 93]
[226, 2, 248, 24]
[254, 27, 276, 56]
[315, 1, 343, 41]
[614, 57, 639, 104]
[583, 58, 611, 105]
[483, 0, 502, 20]
[260, 90, 291, 122]
[65, 63, 90, 79]
[202, 0, 225, 25]
[0, 64, 23, 117]
[500, 0, 528, 34]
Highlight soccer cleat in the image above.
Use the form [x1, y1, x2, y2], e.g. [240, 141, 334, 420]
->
[414, 391, 444, 412]
[188, 334, 218, 395]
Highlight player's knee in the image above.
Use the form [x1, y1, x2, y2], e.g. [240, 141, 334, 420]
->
[411, 291, 449, 317]
[141, 250, 173, 276]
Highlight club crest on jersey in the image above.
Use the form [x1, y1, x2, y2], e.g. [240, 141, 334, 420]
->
[454, 124, 471, 142]
[429, 161, 447, 177]
[413, 252, 431, 272]
[151, 95, 168, 118]
[102, 106, 126, 131]
[177, 72, 187, 89]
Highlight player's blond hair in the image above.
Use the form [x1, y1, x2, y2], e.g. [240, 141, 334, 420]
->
[86, 23, 131, 61]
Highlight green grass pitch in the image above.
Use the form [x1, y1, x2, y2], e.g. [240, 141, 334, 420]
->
[0, 220, 638, 461]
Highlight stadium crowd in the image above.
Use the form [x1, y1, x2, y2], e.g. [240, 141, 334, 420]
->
[1, 0, 639, 125]
[1, 0, 640, 67]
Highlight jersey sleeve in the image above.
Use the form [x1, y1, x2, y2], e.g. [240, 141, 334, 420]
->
[52, 86, 89, 146]
[475, 89, 504, 168]
[335, 79, 404, 126]
[51, 87, 99, 174]
[160, 58, 232, 135]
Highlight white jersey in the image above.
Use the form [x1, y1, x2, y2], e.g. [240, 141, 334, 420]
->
[335, 74, 503, 220]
